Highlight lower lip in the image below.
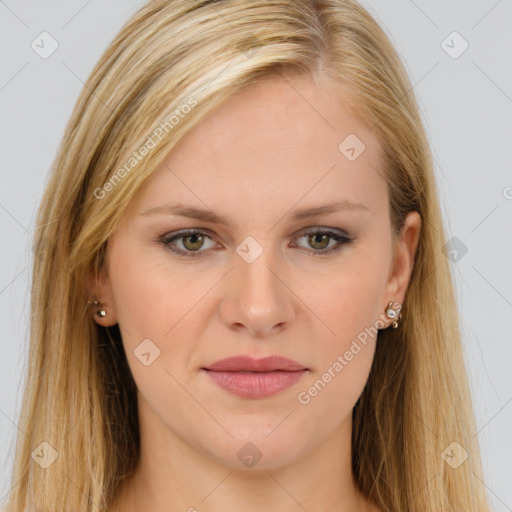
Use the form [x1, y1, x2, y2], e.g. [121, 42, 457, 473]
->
[202, 369, 308, 398]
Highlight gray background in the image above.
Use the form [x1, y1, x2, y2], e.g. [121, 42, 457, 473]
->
[1, 0, 511, 510]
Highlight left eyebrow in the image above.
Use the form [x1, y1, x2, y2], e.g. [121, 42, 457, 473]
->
[291, 200, 369, 220]
[140, 200, 369, 225]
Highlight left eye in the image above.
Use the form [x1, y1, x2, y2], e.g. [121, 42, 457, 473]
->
[291, 229, 352, 254]
[159, 229, 352, 257]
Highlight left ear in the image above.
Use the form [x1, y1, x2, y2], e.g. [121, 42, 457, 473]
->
[384, 211, 422, 306]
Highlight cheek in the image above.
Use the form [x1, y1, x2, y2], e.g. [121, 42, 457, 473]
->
[106, 251, 198, 420]
[108, 240, 191, 337]
[294, 250, 389, 408]
[303, 252, 389, 345]
[294, 293, 379, 435]
[110, 262, 165, 339]
[107, 242, 209, 384]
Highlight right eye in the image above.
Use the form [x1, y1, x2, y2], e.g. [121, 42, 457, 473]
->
[159, 229, 218, 257]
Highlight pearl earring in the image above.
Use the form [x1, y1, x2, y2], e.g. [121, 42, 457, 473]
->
[87, 298, 106, 318]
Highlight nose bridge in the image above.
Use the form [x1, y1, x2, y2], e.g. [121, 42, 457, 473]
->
[222, 237, 295, 335]
[237, 239, 285, 305]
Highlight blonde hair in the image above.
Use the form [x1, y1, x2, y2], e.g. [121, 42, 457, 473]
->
[4, 0, 490, 511]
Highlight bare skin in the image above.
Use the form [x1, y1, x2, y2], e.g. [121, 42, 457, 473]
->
[93, 71, 421, 512]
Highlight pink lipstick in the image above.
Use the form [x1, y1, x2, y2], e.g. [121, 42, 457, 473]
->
[202, 355, 308, 399]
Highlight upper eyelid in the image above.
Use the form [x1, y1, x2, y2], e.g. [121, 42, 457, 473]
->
[161, 227, 351, 249]
[162, 226, 350, 241]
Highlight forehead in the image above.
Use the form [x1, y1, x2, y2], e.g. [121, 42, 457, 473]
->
[168, 73, 381, 172]
[177, 73, 377, 159]
[131, 73, 388, 226]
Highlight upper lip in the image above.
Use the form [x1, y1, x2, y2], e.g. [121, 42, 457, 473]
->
[202, 355, 307, 372]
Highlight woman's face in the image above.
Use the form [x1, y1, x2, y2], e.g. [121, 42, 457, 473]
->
[94, 73, 420, 471]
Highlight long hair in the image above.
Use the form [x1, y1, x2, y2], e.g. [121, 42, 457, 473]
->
[4, 1, 490, 510]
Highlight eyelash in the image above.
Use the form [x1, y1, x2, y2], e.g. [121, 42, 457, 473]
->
[158, 228, 353, 258]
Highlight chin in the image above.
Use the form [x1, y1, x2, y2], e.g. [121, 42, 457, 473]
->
[202, 424, 312, 471]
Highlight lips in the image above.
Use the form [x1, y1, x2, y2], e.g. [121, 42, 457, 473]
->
[201, 355, 309, 398]
[202, 355, 307, 372]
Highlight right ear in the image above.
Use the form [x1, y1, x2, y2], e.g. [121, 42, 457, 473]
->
[85, 258, 118, 327]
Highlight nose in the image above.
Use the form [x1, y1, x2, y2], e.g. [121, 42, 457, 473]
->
[219, 246, 296, 337]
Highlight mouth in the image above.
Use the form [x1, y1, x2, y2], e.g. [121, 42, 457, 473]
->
[201, 355, 309, 399]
